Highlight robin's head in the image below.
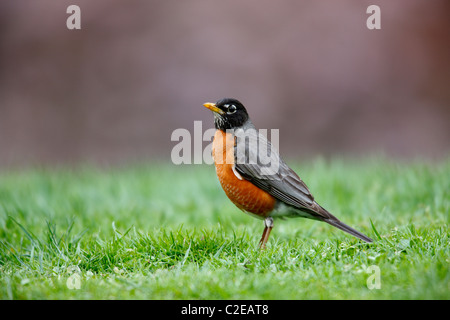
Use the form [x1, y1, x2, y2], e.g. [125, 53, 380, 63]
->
[203, 98, 249, 130]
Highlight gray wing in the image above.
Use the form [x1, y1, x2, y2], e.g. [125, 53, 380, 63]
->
[233, 126, 326, 219]
[233, 125, 373, 242]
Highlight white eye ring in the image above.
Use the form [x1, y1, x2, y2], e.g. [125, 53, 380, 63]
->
[227, 104, 237, 114]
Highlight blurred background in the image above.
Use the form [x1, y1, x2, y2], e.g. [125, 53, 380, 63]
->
[0, 0, 449, 168]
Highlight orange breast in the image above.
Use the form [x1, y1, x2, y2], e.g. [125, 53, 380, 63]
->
[212, 130, 276, 218]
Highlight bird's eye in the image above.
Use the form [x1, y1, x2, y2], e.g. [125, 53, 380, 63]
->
[227, 105, 237, 114]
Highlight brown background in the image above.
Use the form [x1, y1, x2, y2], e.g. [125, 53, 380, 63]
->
[1, 0, 449, 167]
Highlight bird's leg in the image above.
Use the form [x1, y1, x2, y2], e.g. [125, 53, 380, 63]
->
[258, 217, 274, 249]
[259, 226, 268, 248]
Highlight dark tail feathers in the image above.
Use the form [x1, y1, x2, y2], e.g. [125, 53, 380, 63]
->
[324, 218, 373, 243]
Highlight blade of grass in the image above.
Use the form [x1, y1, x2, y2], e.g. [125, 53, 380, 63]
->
[178, 241, 191, 269]
[8, 216, 42, 249]
[370, 218, 382, 240]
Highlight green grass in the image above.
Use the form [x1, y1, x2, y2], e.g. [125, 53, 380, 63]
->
[0, 158, 448, 299]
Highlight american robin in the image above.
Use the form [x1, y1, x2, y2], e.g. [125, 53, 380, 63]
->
[204, 98, 373, 248]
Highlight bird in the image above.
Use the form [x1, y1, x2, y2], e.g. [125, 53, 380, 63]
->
[203, 97, 373, 248]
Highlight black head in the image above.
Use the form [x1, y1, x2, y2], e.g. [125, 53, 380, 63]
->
[203, 98, 249, 130]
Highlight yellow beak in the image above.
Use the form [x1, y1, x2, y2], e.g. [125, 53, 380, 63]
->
[203, 102, 224, 115]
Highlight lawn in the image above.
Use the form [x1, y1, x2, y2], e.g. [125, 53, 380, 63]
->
[0, 158, 448, 300]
